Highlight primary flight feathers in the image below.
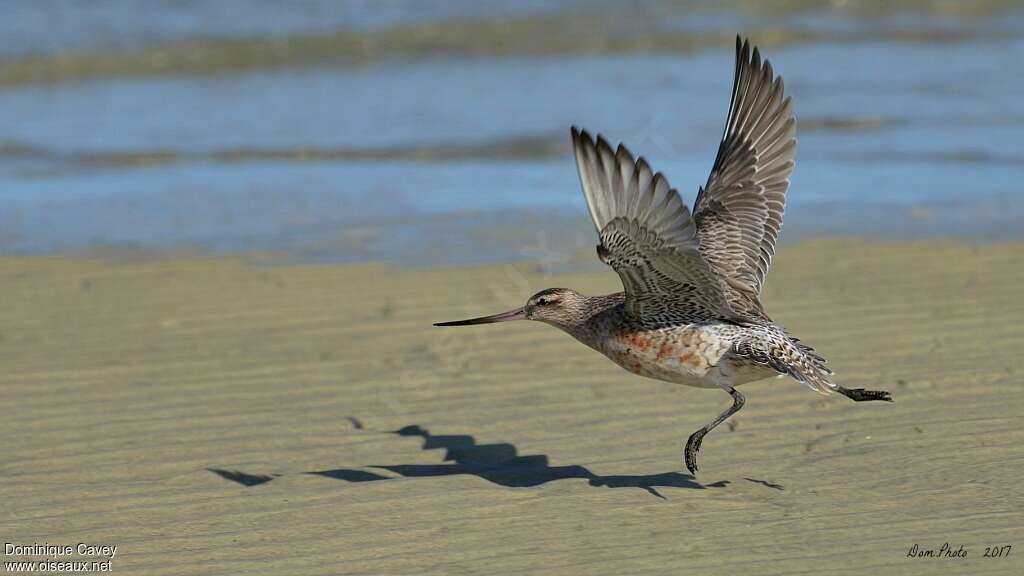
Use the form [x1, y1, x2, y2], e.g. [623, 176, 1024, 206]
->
[571, 36, 796, 323]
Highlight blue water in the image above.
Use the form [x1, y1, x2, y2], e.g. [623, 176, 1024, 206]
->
[1, 1, 1022, 265]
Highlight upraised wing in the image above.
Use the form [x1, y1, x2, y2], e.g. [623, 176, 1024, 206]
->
[571, 127, 734, 323]
[694, 36, 796, 319]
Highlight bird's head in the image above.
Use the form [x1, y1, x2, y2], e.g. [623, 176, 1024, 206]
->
[434, 288, 585, 330]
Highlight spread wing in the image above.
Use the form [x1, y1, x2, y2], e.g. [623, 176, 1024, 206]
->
[694, 36, 796, 320]
[571, 128, 735, 323]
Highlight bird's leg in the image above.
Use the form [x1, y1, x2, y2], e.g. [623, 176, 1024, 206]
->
[837, 386, 893, 402]
[684, 387, 745, 475]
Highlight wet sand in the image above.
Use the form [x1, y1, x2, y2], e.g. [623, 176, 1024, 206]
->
[2, 240, 1022, 574]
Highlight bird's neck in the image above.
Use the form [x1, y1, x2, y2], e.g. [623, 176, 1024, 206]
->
[556, 292, 626, 350]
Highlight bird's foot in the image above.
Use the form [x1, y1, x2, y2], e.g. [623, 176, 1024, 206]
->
[684, 429, 707, 475]
[840, 388, 893, 402]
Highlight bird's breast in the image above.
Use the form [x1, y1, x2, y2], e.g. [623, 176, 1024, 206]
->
[600, 325, 732, 387]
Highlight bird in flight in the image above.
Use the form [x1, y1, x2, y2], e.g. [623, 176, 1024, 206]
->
[436, 36, 892, 474]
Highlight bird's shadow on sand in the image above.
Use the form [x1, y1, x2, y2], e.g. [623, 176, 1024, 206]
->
[209, 424, 731, 499]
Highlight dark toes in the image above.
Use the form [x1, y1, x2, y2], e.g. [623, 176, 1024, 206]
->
[843, 388, 893, 402]
[684, 432, 704, 475]
[684, 448, 698, 475]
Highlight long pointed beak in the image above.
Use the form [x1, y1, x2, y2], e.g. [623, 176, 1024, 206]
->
[434, 306, 526, 326]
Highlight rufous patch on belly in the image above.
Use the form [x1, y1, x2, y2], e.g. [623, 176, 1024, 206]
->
[656, 342, 674, 361]
[679, 350, 706, 371]
[616, 332, 656, 352]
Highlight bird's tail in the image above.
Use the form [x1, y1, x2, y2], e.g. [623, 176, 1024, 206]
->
[779, 334, 837, 395]
[768, 330, 893, 402]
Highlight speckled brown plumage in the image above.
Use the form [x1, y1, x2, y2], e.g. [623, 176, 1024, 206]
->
[437, 36, 892, 475]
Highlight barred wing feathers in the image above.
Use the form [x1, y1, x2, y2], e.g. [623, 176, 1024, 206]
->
[571, 127, 734, 322]
[694, 36, 797, 319]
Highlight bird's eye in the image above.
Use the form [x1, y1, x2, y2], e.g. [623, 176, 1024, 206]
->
[537, 298, 548, 306]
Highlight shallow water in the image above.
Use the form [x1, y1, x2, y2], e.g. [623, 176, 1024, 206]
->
[1, 1, 1022, 264]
